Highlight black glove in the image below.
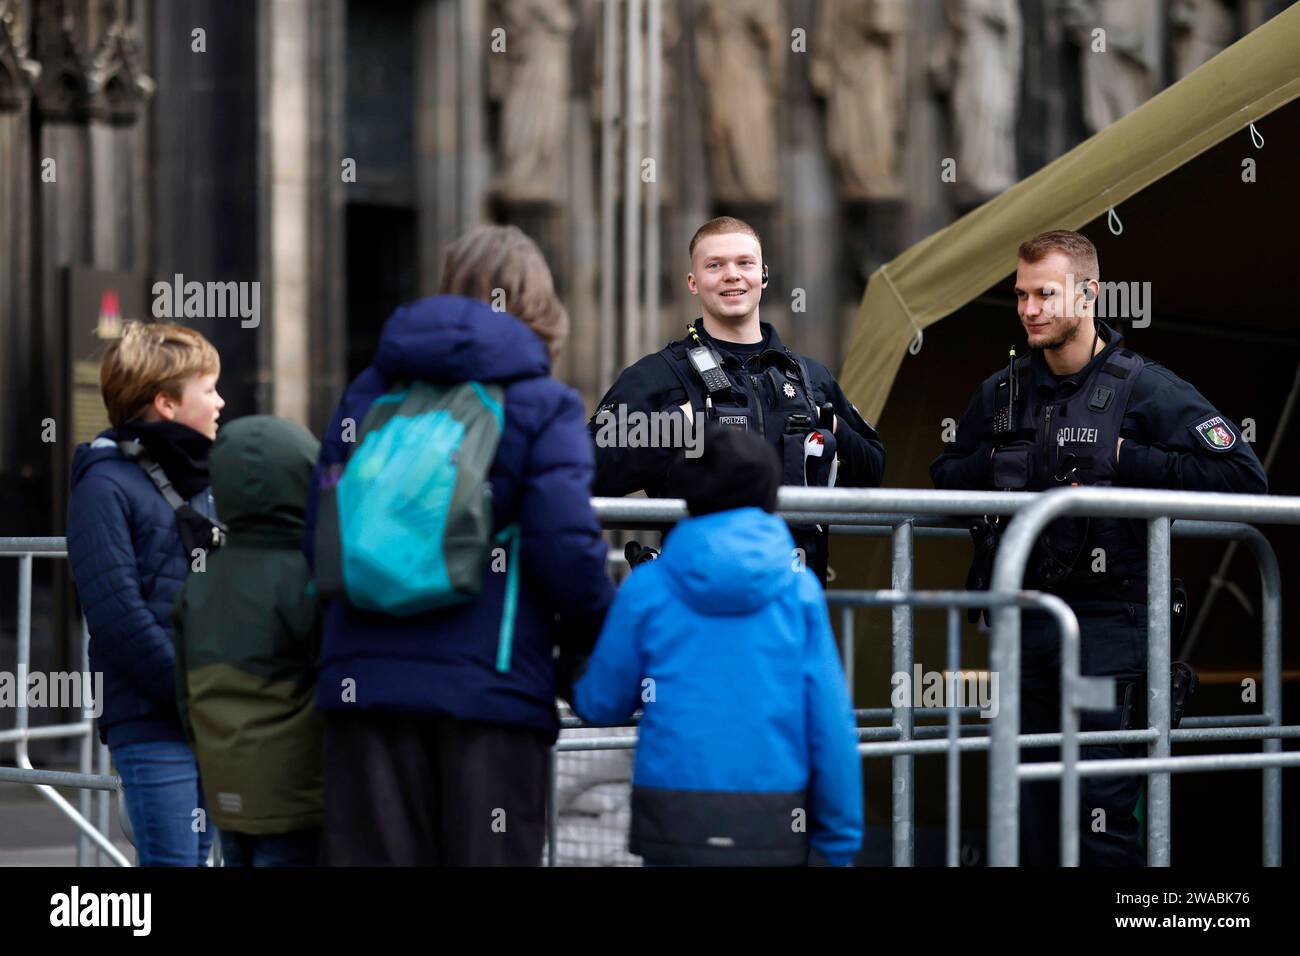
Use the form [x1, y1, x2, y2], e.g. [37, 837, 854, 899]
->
[624, 541, 660, 568]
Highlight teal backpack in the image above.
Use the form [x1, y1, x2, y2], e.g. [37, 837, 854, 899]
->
[314, 381, 519, 634]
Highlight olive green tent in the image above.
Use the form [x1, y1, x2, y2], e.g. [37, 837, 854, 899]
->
[841, 2, 1300, 425]
[832, 6, 1300, 863]
[834, 2, 1300, 658]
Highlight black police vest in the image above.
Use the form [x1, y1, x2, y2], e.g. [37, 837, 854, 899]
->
[995, 348, 1145, 587]
[656, 336, 838, 488]
[994, 348, 1144, 491]
[1039, 348, 1144, 489]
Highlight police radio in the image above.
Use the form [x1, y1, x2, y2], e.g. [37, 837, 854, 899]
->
[687, 344, 731, 395]
[992, 347, 1019, 436]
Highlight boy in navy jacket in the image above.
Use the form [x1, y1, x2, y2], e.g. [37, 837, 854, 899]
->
[573, 426, 863, 866]
[68, 321, 225, 866]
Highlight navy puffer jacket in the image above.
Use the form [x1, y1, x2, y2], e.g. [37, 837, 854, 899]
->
[67, 436, 217, 748]
[305, 296, 615, 740]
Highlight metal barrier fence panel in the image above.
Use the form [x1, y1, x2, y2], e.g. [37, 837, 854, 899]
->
[4, 485, 1293, 867]
[0, 546, 128, 866]
[987, 487, 1298, 868]
[596, 487, 1293, 868]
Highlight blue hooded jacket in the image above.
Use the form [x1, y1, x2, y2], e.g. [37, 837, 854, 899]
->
[67, 435, 217, 748]
[573, 508, 863, 866]
[304, 296, 614, 739]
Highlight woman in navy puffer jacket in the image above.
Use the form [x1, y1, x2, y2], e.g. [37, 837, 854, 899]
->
[306, 225, 614, 865]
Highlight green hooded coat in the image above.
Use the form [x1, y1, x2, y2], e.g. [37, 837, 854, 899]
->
[173, 415, 323, 835]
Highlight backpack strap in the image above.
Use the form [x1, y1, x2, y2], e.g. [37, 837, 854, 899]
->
[494, 523, 522, 673]
[117, 440, 191, 511]
[118, 439, 227, 550]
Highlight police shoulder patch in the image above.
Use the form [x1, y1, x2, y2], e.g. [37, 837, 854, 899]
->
[1192, 415, 1237, 451]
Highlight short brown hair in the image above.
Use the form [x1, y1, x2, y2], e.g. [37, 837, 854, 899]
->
[1018, 230, 1100, 280]
[438, 224, 569, 362]
[100, 321, 220, 428]
[688, 216, 763, 261]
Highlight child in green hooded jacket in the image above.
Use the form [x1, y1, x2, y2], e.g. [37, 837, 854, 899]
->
[173, 415, 323, 866]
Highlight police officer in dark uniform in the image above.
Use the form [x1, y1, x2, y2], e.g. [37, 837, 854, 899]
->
[591, 216, 886, 581]
[931, 230, 1267, 866]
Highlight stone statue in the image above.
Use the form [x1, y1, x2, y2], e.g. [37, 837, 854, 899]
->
[1064, 0, 1162, 134]
[1171, 0, 1236, 79]
[931, 0, 1022, 203]
[87, 0, 155, 123]
[489, 0, 576, 203]
[811, 0, 907, 202]
[695, 0, 784, 203]
[0, 0, 42, 111]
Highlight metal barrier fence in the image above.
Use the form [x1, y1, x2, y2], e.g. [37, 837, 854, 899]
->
[543, 588, 1079, 868]
[3, 485, 1295, 866]
[0, 540, 127, 866]
[985, 486, 1300, 868]
[591, 486, 1296, 867]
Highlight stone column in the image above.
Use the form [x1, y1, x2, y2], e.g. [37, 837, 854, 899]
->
[0, 0, 40, 477]
[415, 0, 459, 294]
[669, 0, 710, 332]
[156, 0, 259, 419]
[306, 0, 346, 433]
[86, 0, 154, 273]
[33, 0, 95, 535]
[783, 0, 842, 362]
[414, 0, 490, 297]
[264, 0, 311, 426]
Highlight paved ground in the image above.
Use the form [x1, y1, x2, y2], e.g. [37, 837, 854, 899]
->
[0, 776, 133, 867]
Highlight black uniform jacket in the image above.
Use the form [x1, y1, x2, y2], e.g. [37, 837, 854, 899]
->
[590, 320, 886, 498]
[931, 322, 1268, 594]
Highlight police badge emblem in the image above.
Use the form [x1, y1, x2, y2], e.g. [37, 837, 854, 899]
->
[1193, 415, 1237, 451]
[782, 382, 796, 399]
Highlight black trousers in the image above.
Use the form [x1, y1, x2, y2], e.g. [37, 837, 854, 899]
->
[321, 710, 551, 866]
[1020, 599, 1148, 867]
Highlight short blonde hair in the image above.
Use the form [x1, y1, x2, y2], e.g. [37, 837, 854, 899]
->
[100, 321, 220, 428]
[688, 216, 763, 261]
[438, 224, 569, 362]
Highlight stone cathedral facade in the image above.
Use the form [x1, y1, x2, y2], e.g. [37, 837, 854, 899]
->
[0, 0, 1292, 546]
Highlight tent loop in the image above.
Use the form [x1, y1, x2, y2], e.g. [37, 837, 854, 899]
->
[908, 328, 923, 355]
[1107, 206, 1124, 236]
[1249, 121, 1265, 148]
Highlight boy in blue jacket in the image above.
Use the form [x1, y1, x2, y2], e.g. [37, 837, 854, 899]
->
[573, 426, 863, 866]
[67, 321, 225, 866]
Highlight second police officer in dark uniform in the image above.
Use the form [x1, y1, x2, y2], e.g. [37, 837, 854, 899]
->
[931, 231, 1267, 866]
[591, 217, 886, 582]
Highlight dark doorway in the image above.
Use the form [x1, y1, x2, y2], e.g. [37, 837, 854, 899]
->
[344, 204, 416, 380]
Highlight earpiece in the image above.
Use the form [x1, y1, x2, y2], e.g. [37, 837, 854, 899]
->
[761, 264, 770, 288]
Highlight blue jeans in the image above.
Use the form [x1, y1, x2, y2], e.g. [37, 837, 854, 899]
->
[220, 828, 321, 867]
[111, 741, 215, 867]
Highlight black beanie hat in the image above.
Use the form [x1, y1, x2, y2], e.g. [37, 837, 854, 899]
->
[664, 424, 782, 517]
